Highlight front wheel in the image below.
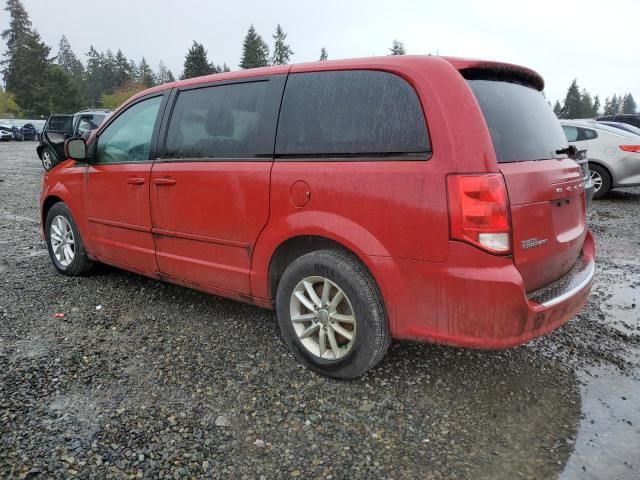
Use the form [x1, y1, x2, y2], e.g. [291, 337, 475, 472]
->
[45, 202, 94, 276]
[276, 250, 390, 379]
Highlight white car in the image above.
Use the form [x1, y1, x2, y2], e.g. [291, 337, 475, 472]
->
[560, 119, 640, 198]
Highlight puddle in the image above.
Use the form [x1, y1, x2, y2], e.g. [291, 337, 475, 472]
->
[561, 360, 640, 480]
[594, 269, 640, 336]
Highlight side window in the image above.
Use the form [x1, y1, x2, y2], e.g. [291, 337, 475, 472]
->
[276, 70, 430, 157]
[581, 128, 598, 140]
[562, 125, 579, 142]
[95, 96, 163, 164]
[164, 81, 268, 159]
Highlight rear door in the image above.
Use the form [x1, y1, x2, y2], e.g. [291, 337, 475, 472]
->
[467, 78, 587, 291]
[150, 75, 286, 294]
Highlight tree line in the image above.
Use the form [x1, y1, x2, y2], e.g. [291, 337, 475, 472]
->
[553, 79, 637, 119]
[1, 0, 410, 117]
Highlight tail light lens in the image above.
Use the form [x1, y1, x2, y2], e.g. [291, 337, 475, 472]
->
[447, 174, 511, 254]
[620, 145, 640, 153]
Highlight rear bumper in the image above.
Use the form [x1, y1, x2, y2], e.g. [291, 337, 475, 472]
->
[370, 230, 595, 349]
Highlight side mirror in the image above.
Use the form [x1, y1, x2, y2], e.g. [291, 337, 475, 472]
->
[65, 137, 87, 161]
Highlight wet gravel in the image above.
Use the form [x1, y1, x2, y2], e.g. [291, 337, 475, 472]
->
[1, 141, 639, 479]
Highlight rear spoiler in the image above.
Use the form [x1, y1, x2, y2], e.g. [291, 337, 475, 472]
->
[459, 64, 544, 91]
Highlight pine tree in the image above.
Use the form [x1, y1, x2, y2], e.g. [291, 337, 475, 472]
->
[579, 89, 593, 118]
[319, 47, 328, 61]
[239, 25, 270, 69]
[592, 95, 600, 117]
[156, 60, 175, 84]
[611, 94, 621, 114]
[1, 0, 33, 84]
[56, 35, 84, 79]
[622, 93, 637, 114]
[113, 49, 133, 88]
[182, 41, 214, 79]
[137, 57, 155, 87]
[271, 24, 293, 65]
[560, 79, 582, 119]
[389, 39, 406, 55]
[553, 100, 562, 117]
[221, 63, 231, 72]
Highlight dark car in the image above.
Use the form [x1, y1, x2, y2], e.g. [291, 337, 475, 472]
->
[597, 113, 640, 129]
[11, 125, 24, 141]
[0, 126, 13, 141]
[20, 123, 38, 140]
[38, 110, 110, 170]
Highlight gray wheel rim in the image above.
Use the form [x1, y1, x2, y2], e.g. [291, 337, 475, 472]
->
[50, 215, 75, 267]
[590, 169, 603, 192]
[42, 150, 52, 170]
[290, 275, 356, 360]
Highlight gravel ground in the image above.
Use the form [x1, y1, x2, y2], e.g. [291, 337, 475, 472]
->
[1, 141, 638, 479]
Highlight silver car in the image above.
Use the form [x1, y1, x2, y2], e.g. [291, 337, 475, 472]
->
[560, 119, 640, 198]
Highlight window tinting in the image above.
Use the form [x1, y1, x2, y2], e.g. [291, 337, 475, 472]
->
[581, 128, 598, 140]
[276, 70, 429, 157]
[95, 96, 162, 164]
[468, 80, 569, 163]
[562, 125, 579, 142]
[165, 81, 268, 159]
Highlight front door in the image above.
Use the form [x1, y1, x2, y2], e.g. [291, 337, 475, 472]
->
[150, 76, 285, 294]
[84, 94, 165, 274]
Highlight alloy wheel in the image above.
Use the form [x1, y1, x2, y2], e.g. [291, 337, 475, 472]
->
[289, 276, 357, 360]
[590, 169, 603, 192]
[50, 215, 75, 267]
[42, 150, 52, 170]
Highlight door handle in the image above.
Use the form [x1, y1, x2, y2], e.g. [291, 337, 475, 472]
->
[127, 177, 145, 185]
[154, 178, 177, 186]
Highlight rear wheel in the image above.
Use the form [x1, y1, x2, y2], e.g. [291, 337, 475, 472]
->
[45, 203, 94, 276]
[41, 148, 55, 171]
[276, 249, 390, 379]
[589, 163, 611, 199]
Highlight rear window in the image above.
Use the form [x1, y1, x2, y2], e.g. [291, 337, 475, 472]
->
[276, 70, 429, 157]
[467, 80, 568, 163]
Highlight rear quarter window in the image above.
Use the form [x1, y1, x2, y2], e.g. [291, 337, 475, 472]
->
[467, 80, 568, 163]
[276, 70, 430, 158]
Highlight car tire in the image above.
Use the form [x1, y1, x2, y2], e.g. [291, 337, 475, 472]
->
[589, 163, 611, 199]
[41, 148, 56, 171]
[276, 249, 390, 379]
[45, 203, 94, 276]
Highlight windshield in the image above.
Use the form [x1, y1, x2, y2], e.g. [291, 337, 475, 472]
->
[467, 80, 568, 163]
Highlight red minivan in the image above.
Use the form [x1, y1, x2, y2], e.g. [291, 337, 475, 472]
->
[41, 56, 595, 378]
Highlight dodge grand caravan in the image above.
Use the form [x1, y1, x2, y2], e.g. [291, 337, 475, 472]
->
[41, 56, 595, 378]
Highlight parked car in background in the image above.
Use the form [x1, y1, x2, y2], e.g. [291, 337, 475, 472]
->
[561, 119, 640, 198]
[597, 113, 640, 129]
[20, 123, 38, 140]
[597, 120, 640, 136]
[0, 125, 13, 141]
[41, 56, 595, 378]
[11, 125, 24, 141]
[38, 110, 111, 170]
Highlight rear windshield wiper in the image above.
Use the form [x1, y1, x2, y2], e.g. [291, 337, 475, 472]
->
[555, 145, 578, 159]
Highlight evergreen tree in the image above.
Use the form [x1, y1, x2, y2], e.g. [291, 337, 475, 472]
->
[156, 60, 175, 84]
[239, 25, 269, 69]
[389, 39, 406, 55]
[85, 46, 106, 106]
[579, 89, 593, 118]
[181, 41, 214, 79]
[56, 35, 84, 79]
[221, 63, 231, 72]
[559, 79, 582, 119]
[611, 94, 621, 114]
[622, 93, 637, 114]
[319, 47, 328, 61]
[1, 0, 32, 84]
[592, 95, 601, 117]
[114, 49, 133, 88]
[46, 64, 81, 113]
[602, 97, 613, 115]
[553, 100, 562, 117]
[271, 24, 293, 65]
[137, 57, 155, 87]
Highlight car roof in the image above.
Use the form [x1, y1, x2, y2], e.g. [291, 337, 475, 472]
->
[127, 54, 542, 104]
[560, 119, 635, 138]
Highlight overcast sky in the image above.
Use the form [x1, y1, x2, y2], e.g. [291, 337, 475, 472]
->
[4, 0, 639, 105]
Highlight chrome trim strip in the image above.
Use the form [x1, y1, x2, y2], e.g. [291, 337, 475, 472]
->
[540, 260, 595, 308]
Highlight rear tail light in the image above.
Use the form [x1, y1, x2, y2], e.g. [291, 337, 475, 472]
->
[620, 145, 640, 153]
[447, 173, 511, 254]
